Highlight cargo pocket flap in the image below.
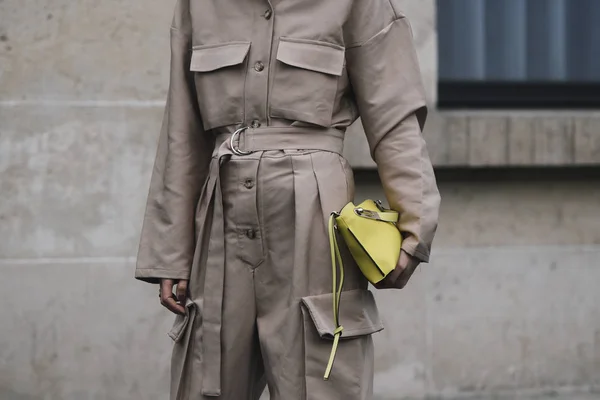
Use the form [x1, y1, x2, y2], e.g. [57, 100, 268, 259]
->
[301, 289, 383, 339]
[190, 42, 251, 72]
[276, 38, 345, 76]
[167, 298, 196, 343]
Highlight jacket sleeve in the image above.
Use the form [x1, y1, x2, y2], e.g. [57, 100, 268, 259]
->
[346, 10, 440, 263]
[135, 0, 214, 283]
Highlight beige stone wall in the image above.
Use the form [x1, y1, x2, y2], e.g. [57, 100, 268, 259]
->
[0, 1, 174, 398]
[357, 175, 600, 399]
[0, 0, 172, 102]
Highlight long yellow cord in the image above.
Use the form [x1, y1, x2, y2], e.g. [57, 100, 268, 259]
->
[324, 214, 345, 380]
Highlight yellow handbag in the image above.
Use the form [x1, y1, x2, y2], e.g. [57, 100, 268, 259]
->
[323, 199, 401, 380]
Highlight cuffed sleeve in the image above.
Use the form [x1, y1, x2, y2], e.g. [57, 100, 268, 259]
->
[135, 0, 214, 283]
[346, 14, 440, 262]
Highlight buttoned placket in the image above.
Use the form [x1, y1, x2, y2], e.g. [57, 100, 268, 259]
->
[244, 1, 275, 127]
[232, 155, 264, 269]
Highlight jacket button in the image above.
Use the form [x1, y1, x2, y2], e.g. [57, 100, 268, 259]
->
[254, 61, 265, 72]
[251, 120, 261, 128]
[245, 229, 257, 239]
[244, 178, 254, 189]
[264, 9, 272, 20]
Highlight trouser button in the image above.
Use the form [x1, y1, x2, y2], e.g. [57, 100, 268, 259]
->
[245, 229, 257, 239]
[244, 178, 255, 189]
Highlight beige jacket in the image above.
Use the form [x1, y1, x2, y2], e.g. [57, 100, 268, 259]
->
[136, 0, 440, 282]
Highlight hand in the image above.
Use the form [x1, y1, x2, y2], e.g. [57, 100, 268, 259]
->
[159, 279, 188, 315]
[375, 250, 420, 290]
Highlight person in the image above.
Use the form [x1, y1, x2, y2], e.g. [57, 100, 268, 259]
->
[135, 0, 440, 398]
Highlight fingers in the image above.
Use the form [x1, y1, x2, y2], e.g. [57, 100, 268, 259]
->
[375, 273, 398, 290]
[374, 250, 420, 290]
[375, 270, 401, 290]
[162, 295, 185, 315]
[160, 279, 185, 315]
[176, 280, 188, 308]
[393, 258, 420, 289]
[375, 280, 394, 290]
[387, 261, 405, 283]
[393, 264, 416, 289]
[376, 251, 409, 289]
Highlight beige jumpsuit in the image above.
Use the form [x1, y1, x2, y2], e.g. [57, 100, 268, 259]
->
[135, 0, 440, 399]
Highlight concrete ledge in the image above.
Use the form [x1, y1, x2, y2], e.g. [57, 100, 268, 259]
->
[344, 111, 600, 169]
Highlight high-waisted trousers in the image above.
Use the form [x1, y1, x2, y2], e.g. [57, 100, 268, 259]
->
[168, 127, 383, 400]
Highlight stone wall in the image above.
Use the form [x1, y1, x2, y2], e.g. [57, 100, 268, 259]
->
[358, 174, 600, 399]
[0, 1, 174, 398]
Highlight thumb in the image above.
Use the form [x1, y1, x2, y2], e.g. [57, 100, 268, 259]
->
[176, 280, 188, 305]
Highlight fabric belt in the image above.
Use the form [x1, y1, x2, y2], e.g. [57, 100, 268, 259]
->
[199, 126, 345, 396]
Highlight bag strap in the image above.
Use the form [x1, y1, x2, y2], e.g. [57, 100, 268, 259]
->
[324, 213, 345, 380]
[354, 207, 399, 223]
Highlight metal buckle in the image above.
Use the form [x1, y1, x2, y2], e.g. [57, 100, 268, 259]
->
[354, 207, 380, 219]
[375, 200, 386, 212]
[330, 211, 340, 230]
[230, 126, 252, 156]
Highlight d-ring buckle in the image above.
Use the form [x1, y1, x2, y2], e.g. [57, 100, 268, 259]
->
[230, 126, 252, 156]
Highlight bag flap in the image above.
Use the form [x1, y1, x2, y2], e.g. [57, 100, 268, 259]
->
[276, 37, 345, 76]
[301, 289, 383, 339]
[190, 42, 251, 72]
[339, 203, 401, 273]
[167, 298, 196, 342]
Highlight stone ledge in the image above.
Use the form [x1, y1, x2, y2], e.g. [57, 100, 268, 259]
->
[344, 111, 600, 169]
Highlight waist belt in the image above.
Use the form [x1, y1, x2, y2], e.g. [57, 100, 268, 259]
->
[199, 126, 345, 396]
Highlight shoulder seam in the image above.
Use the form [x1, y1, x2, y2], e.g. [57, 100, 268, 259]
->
[346, 19, 395, 50]
[387, 0, 399, 19]
[345, 0, 406, 49]
[386, 0, 407, 20]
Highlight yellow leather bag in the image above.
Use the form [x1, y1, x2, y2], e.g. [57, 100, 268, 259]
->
[323, 199, 401, 380]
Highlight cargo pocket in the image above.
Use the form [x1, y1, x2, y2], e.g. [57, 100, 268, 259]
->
[270, 37, 345, 127]
[190, 41, 251, 130]
[168, 298, 199, 400]
[300, 289, 383, 399]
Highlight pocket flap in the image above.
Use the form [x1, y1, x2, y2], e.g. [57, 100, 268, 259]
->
[276, 38, 345, 76]
[190, 42, 251, 72]
[167, 298, 196, 342]
[301, 289, 383, 339]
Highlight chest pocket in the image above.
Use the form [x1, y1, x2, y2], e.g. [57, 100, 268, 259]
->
[190, 42, 251, 131]
[270, 38, 345, 127]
